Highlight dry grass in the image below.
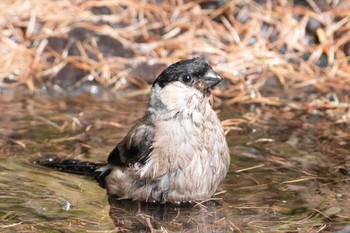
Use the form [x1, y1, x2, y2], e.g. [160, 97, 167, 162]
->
[0, 0, 349, 123]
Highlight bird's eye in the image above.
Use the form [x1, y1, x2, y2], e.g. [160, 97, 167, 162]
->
[182, 75, 192, 83]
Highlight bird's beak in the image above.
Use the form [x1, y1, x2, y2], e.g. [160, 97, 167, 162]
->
[203, 69, 223, 88]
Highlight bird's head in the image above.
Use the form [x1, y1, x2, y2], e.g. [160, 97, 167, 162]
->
[148, 58, 223, 115]
[153, 57, 222, 95]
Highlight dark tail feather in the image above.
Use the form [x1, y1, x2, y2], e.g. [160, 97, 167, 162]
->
[33, 156, 104, 175]
[34, 156, 112, 188]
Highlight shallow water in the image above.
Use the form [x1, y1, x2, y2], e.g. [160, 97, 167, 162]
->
[0, 92, 349, 232]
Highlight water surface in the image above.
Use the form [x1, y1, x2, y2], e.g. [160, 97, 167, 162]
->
[0, 92, 349, 232]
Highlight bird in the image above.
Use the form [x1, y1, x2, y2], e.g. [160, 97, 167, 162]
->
[37, 57, 230, 204]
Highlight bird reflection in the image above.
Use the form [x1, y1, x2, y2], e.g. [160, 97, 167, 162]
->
[108, 195, 230, 233]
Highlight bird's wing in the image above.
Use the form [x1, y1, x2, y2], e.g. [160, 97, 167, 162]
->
[107, 116, 155, 167]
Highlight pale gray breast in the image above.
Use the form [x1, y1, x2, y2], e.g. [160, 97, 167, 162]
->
[138, 103, 230, 202]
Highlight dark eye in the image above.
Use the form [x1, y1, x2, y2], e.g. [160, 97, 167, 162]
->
[182, 75, 192, 83]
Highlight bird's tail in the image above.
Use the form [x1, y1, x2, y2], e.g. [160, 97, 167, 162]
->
[33, 156, 111, 188]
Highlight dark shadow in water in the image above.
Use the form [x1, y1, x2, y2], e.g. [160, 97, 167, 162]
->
[108, 196, 231, 233]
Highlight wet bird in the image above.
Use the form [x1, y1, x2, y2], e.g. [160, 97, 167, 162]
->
[38, 58, 230, 203]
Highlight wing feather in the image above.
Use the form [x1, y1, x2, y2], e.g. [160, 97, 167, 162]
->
[107, 116, 154, 167]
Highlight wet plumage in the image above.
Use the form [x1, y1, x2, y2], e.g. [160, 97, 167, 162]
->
[96, 58, 230, 203]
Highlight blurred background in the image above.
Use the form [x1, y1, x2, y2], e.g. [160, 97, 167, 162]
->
[1, 0, 349, 102]
[0, 0, 350, 232]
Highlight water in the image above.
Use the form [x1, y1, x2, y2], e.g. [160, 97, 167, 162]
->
[0, 92, 349, 232]
[0, 159, 113, 232]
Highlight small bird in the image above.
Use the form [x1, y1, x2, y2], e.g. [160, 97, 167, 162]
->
[38, 58, 230, 204]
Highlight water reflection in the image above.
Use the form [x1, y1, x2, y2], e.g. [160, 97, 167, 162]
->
[108, 198, 231, 232]
[0, 93, 349, 232]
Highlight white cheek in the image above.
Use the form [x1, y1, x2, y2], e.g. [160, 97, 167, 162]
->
[159, 82, 200, 111]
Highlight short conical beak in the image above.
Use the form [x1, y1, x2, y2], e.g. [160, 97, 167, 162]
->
[203, 69, 223, 88]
